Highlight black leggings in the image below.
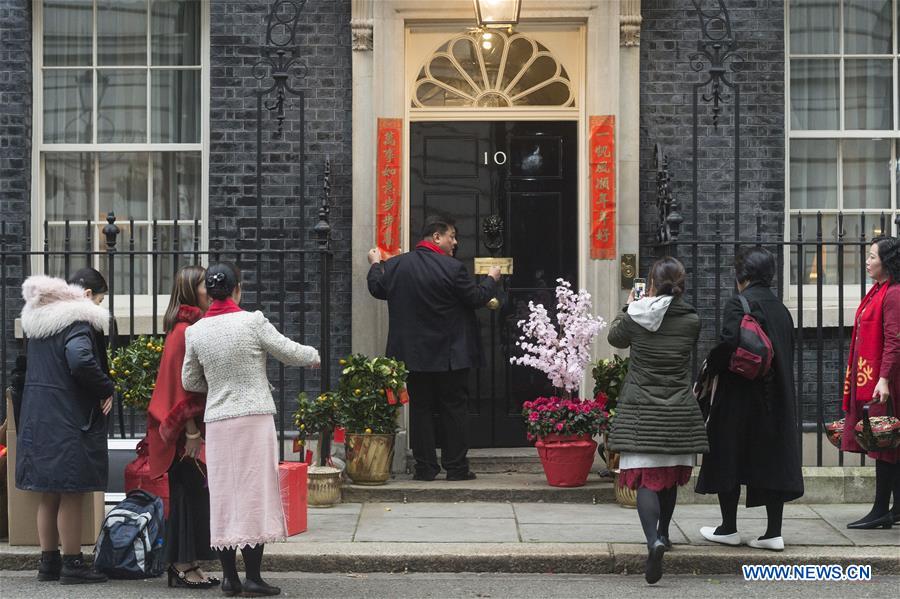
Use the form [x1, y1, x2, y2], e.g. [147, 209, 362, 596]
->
[715, 486, 784, 539]
[636, 486, 678, 546]
[218, 544, 265, 585]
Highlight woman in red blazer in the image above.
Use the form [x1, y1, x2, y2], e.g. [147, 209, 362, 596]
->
[842, 236, 900, 530]
[146, 265, 218, 589]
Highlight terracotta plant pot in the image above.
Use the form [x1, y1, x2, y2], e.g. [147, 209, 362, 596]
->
[345, 433, 395, 485]
[535, 436, 598, 487]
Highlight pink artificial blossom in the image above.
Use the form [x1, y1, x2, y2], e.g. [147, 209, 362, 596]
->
[510, 279, 607, 393]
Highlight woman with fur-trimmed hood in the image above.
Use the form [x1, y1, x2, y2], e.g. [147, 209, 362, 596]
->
[17, 268, 114, 585]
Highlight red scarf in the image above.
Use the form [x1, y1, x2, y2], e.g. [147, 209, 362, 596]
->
[843, 282, 890, 411]
[416, 240, 447, 255]
[204, 297, 243, 318]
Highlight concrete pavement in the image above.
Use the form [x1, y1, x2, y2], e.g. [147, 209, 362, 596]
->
[1, 502, 897, 575]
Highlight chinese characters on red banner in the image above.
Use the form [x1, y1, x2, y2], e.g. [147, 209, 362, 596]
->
[589, 116, 616, 260]
[376, 118, 403, 260]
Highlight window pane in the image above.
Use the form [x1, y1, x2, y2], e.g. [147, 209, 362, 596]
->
[842, 139, 890, 209]
[98, 152, 148, 220]
[99, 223, 148, 294]
[46, 224, 91, 281]
[98, 0, 147, 65]
[790, 139, 838, 210]
[844, 0, 891, 55]
[45, 153, 93, 220]
[98, 70, 148, 142]
[152, 152, 201, 220]
[789, 0, 839, 54]
[156, 224, 200, 294]
[844, 59, 892, 129]
[43, 0, 92, 67]
[151, 0, 201, 66]
[43, 70, 93, 143]
[790, 214, 880, 285]
[151, 70, 200, 142]
[790, 59, 839, 129]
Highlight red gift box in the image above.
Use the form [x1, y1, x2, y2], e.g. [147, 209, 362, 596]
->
[279, 462, 308, 536]
[123, 437, 170, 517]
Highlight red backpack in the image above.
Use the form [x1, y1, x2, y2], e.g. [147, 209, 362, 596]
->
[728, 295, 774, 380]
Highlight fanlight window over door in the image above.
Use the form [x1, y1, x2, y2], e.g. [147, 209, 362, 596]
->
[412, 31, 574, 108]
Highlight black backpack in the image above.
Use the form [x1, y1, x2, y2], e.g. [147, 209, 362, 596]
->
[93, 490, 165, 579]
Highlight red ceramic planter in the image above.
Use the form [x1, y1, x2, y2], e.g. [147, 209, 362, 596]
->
[535, 435, 598, 487]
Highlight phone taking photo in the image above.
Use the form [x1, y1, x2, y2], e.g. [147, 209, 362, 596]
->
[633, 278, 646, 300]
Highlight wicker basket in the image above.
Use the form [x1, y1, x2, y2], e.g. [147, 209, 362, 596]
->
[613, 473, 637, 508]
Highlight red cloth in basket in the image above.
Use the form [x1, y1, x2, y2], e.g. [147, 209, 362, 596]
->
[279, 462, 308, 536]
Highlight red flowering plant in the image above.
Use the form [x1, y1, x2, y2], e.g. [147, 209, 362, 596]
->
[522, 394, 610, 442]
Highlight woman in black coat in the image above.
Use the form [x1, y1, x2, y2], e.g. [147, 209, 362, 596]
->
[695, 247, 804, 551]
[17, 268, 114, 584]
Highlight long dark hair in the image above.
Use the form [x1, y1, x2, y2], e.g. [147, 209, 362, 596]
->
[162, 265, 206, 333]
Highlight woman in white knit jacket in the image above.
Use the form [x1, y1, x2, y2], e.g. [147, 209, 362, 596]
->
[182, 262, 319, 597]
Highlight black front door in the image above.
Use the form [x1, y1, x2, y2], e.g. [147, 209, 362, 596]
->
[409, 121, 578, 447]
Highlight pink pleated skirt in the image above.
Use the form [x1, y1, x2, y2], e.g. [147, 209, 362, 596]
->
[205, 414, 286, 550]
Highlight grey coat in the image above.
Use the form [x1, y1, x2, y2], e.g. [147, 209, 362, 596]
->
[606, 297, 709, 455]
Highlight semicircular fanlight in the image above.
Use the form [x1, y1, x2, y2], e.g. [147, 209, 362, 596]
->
[412, 31, 574, 108]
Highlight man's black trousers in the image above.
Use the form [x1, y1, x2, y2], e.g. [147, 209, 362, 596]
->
[406, 369, 470, 478]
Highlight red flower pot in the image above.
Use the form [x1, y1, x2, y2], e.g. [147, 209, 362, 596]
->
[541, 433, 594, 444]
[535, 436, 598, 488]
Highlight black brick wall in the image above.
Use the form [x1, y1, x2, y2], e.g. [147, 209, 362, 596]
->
[207, 0, 352, 419]
[638, 0, 847, 423]
[0, 0, 32, 420]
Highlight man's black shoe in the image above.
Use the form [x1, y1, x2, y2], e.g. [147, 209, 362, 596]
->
[446, 471, 477, 481]
[412, 472, 437, 481]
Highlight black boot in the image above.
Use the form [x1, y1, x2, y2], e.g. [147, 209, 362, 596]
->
[37, 550, 62, 581]
[219, 549, 242, 597]
[241, 544, 280, 596]
[59, 553, 107, 585]
[848, 460, 894, 530]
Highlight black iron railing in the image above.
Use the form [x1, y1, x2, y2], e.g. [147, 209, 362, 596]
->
[646, 211, 900, 467]
[1, 194, 333, 461]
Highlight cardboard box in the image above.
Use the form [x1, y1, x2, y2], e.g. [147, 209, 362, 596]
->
[279, 461, 308, 536]
[6, 396, 105, 546]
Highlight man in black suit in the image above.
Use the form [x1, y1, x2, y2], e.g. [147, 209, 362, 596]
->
[367, 216, 501, 481]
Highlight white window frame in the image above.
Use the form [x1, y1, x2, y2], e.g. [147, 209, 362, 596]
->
[30, 0, 210, 316]
[785, 0, 900, 319]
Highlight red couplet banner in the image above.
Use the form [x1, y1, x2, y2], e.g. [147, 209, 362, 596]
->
[376, 118, 403, 260]
[589, 115, 616, 260]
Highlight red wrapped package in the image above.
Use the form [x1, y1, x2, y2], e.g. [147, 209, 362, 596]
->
[279, 462, 308, 536]
[124, 437, 170, 516]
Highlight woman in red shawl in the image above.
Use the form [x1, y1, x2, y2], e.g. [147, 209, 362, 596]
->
[146, 265, 218, 588]
[842, 236, 900, 530]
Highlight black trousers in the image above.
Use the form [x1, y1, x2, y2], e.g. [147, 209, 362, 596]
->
[164, 457, 215, 564]
[407, 369, 470, 477]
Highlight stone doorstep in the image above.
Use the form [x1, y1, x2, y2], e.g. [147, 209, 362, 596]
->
[343, 467, 876, 504]
[1, 543, 898, 575]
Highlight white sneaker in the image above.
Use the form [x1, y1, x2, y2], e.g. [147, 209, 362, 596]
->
[700, 526, 742, 546]
[747, 536, 784, 551]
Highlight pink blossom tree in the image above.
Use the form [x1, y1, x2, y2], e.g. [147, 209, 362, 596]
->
[510, 279, 607, 396]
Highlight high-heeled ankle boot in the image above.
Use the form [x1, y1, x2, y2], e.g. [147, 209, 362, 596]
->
[59, 553, 107, 585]
[37, 550, 62, 581]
